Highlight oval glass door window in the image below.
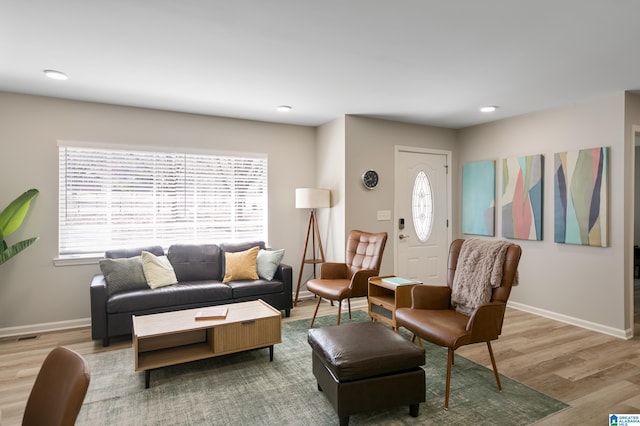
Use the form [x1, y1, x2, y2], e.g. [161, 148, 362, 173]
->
[412, 171, 433, 241]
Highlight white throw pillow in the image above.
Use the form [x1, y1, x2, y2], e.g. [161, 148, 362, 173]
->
[141, 251, 178, 289]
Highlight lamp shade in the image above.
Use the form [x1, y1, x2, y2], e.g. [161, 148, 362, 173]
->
[295, 188, 330, 209]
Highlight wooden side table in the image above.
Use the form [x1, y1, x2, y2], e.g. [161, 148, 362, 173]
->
[368, 276, 421, 331]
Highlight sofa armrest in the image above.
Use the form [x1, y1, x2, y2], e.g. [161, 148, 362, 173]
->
[90, 274, 109, 344]
[274, 263, 293, 292]
[273, 263, 293, 316]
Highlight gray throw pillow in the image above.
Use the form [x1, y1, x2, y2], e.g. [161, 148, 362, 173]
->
[256, 249, 285, 281]
[99, 256, 148, 296]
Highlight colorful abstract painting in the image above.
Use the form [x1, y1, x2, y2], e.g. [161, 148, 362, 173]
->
[554, 147, 608, 247]
[462, 160, 495, 236]
[502, 155, 543, 240]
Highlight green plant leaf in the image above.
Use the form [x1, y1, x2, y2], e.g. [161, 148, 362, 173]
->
[0, 189, 39, 237]
[0, 237, 39, 265]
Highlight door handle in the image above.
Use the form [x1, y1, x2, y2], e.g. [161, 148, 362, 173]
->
[399, 234, 410, 240]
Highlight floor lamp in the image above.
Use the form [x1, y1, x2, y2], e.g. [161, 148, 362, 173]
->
[294, 188, 330, 306]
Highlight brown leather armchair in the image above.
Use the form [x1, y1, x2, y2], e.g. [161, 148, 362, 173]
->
[395, 239, 521, 410]
[306, 230, 387, 327]
[22, 346, 91, 426]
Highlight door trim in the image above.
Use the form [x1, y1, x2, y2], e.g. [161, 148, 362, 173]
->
[393, 145, 453, 275]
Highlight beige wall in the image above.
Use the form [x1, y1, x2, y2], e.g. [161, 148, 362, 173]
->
[297, 116, 459, 299]
[0, 92, 316, 334]
[316, 117, 346, 264]
[342, 116, 458, 276]
[624, 92, 640, 331]
[633, 146, 640, 245]
[458, 92, 631, 336]
[2, 89, 638, 338]
[635, 147, 640, 246]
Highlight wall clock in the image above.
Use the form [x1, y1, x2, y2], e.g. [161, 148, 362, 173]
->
[362, 169, 379, 190]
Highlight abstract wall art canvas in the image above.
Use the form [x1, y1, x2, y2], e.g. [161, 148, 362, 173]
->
[554, 147, 609, 247]
[502, 154, 543, 240]
[462, 160, 495, 236]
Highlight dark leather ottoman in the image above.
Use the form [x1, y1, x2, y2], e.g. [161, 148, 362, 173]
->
[307, 322, 426, 425]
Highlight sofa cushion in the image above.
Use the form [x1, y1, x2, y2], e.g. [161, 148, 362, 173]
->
[106, 281, 233, 314]
[223, 246, 260, 283]
[105, 245, 164, 259]
[141, 251, 178, 289]
[256, 249, 285, 280]
[220, 241, 266, 253]
[227, 279, 284, 299]
[99, 256, 148, 296]
[167, 244, 222, 282]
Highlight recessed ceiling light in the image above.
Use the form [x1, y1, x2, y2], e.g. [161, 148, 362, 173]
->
[43, 69, 68, 80]
[480, 105, 498, 113]
[276, 105, 292, 112]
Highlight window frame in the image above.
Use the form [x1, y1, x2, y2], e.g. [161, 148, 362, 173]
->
[412, 170, 434, 242]
[56, 140, 268, 263]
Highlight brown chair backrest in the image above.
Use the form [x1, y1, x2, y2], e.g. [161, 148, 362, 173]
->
[446, 239, 522, 303]
[345, 230, 388, 278]
[23, 346, 91, 426]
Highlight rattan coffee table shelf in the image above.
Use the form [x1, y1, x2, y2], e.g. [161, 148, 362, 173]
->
[133, 299, 281, 388]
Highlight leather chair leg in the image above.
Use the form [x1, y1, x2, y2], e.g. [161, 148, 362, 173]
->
[410, 334, 423, 347]
[337, 300, 342, 325]
[445, 348, 453, 410]
[310, 297, 322, 328]
[487, 341, 502, 392]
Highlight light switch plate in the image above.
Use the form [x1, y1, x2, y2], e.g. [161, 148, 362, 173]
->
[377, 210, 391, 221]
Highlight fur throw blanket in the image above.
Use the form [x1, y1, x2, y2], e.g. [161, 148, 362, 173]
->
[451, 239, 514, 316]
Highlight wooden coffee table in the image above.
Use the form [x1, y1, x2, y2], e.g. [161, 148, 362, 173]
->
[132, 299, 282, 388]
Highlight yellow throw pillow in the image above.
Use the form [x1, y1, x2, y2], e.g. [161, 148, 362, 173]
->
[223, 246, 260, 283]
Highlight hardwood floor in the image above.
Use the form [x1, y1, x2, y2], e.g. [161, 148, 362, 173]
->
[2, 297, 640, 425]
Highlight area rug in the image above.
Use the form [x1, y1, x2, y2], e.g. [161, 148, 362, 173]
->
[77, 311, 567, 425]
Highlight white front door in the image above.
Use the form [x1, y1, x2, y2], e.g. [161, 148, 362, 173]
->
[395, 147, 451, 284]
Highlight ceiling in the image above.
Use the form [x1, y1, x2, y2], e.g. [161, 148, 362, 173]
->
[2, 0, 640, 129]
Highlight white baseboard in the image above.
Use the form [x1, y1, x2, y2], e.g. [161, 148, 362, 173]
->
[0, 292, 349, 338]
[508, 301, 632, 340]
[0, 317, 91, 339]
[1, 294, 369, 340]
[3, 291, 326, 338]
[295, 291, 369, 310]
[294, 289, 316, 302]
[348, 297, 369, 309]
[3, 301, 628, 341]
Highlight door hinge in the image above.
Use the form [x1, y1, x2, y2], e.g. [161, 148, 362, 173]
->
[444, 164, 449, 174]
[446, 219, 449, 227]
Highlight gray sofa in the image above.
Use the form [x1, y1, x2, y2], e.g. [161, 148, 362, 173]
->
[90, 241, 292, 346]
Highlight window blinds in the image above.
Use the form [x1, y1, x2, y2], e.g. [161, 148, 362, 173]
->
[58, 144, 267, 256]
